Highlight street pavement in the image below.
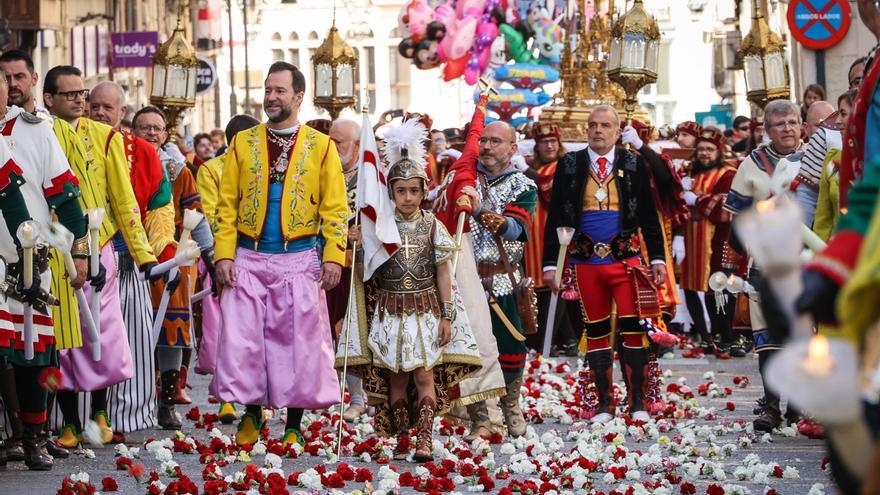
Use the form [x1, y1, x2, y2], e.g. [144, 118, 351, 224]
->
[0, 349, 832, 494]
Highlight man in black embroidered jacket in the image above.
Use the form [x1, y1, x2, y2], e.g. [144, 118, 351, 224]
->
[542, 105, 667, 424]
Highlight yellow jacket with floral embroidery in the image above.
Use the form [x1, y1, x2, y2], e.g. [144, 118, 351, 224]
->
[197, 153, 225, 229]
[214, 124, 349, 265]
[75, 117, 156, 267]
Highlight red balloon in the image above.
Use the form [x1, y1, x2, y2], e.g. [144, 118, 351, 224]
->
[442, 55, 468, 81]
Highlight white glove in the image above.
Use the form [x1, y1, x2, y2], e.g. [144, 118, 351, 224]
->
[672, 236, 685, 264]
[621, 126, 644, 150]
[510, 155, 529, 172]
[683, 191, 697, 206]
[437, 149, 462, 161]
[680, 176, 694, 191]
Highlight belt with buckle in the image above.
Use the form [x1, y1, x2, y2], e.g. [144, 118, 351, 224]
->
[593, 242, 612, 259]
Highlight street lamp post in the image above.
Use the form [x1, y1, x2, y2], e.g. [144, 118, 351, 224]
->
[606, 0, 661, 125]
[311, 16, 359, 121]
[738, 0, 790, 109]
[150, 13, 199, 136]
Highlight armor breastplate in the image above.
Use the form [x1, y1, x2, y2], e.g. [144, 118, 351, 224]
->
[378, 213, 436, 293]
[469, 171, 533, 296]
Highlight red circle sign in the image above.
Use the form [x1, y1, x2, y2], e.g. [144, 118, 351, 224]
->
[787, 0, 851, 50]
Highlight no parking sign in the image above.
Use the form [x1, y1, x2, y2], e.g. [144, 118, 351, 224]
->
[787, 0, 851, 50]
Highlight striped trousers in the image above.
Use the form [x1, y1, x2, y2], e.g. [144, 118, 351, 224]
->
[106, 253, 157, 432]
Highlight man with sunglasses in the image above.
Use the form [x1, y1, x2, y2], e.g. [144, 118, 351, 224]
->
[43, 65, 158, 446]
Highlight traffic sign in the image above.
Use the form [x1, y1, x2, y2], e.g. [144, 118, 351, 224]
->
[787, 0, 851, 51]
[195, 56, 217, 95]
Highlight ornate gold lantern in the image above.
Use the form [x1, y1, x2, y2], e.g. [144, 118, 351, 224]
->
[312, 17, 359, 120]
[606, 0, 660, 123]
[738, 0, 790, 108]
[149, 15, 199, 136]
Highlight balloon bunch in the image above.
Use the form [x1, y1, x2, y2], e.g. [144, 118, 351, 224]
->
[477, 62, 558, 123]
[397, 0, 565, 86]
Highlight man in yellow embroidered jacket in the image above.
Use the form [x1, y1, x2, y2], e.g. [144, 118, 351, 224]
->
[43, 65, 158, 445]
[213, 62, 348, 447]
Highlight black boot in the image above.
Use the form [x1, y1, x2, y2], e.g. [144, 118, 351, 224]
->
[157, 369, 182, 430]
[0, 439, 6, 470]
[754, 351, 782, 432]
[620, 346, 650, 417]
[22, 422, 53, 471]
[586, 349, 615, 422]
[5, 415, 24, 462]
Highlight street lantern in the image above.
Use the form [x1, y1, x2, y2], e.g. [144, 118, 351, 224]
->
[606, 0, 660, 123]
[150, 14, 199, 136]
[738, 0, 790, 108]
[312, 17, 359, 120]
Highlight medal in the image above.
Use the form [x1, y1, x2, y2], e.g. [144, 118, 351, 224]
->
[595, 187, 608, 202]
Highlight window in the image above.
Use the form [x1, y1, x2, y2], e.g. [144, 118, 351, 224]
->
[656, 41, 672, 95]
[289, 49, 300, 67]
[289, 32, 299, 41]
[363, 46, 376, 113]
[308, 31, 319, 40]
[389, 46, 410, 110]
[281, 0, 296, 3]
[271, 32, 282, 42]
[272, 49, 285, 62]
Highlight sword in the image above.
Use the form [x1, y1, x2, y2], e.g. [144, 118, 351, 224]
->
[87, 208, 105, 354]
[541, 227, 575, 357]
[488, 294, 526, 342]
[151, 266, 180, 346]
[15, 221, 39, 360]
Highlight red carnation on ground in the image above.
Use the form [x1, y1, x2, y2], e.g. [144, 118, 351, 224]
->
[706, 483, 726, 495]
[185, 407, 201, 421]
[680, 481, 696, 494]
[725, 402, 736, 411]
[101, 477, 119, 492]
[115, 456, 133, 470]
[355, 467, 373, 482]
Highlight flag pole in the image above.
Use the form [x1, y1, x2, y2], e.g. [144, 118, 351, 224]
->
[336, 106, 369, 460]
[451, 79, 496, 274]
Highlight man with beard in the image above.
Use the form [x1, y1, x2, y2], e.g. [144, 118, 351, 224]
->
[213, 62, 347, 447]
[87, 81, 175, 437]
[725, 99, 804, 432]
[461, 120, 537, 438]
[43, 65, 158, 446]
[543, 105, 667, 424]
[521, 123, 578, 356]
[131, 106, 213, 430]
[678, 128, 742, 356]
[0, 71, 89, 470]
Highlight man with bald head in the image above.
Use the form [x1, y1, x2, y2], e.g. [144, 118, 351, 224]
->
[461, 120, 537, 438]
[543, 105, 667, 424]
[88, 81, 176, 436]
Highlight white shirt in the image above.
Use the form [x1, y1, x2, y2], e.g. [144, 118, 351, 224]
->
[587, 147, 615, 177]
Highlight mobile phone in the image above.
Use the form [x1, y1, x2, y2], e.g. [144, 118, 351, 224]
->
[389, 109, 404, 119]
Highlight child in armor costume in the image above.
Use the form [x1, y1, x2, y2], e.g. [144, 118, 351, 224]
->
[345, 121, 481, 462]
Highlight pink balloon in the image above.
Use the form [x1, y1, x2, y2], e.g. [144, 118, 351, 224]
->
[457, 0, 487, 18]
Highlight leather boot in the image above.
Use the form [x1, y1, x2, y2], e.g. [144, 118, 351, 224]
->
[586, 349, 615, 423]
[174, 366, 192, 405]
[22, 422, 52, 471]
[499, 376, 526, 437]
[0, 439, 6, 470]
[754, 350, 782, 432]
[157, 370, 182, 430]
[5, 414, 24, 462]
[463, 401, 492, 442]
[391, 399, 410, 461]
[412, 396, 435, 462]
[621, 346, 650, 421]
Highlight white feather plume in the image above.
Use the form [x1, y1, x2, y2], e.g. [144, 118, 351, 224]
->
[380, 118, 428, 169]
